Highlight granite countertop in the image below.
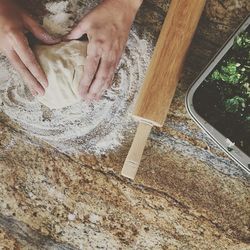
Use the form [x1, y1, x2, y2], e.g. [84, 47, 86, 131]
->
[0, 0, 250, 249]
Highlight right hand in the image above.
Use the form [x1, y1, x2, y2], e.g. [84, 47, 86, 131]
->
[0, 0, 60, 96]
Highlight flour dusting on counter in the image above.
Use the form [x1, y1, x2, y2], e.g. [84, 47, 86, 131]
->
[0, 0, 152, 154]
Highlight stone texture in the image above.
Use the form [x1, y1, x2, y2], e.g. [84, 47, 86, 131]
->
[0, 0, 250, 249]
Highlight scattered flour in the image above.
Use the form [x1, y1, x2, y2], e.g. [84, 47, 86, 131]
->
[0, 0, 152, 155]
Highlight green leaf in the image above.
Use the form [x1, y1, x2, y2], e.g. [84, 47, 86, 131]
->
[211, 70, 221, 80]
[233, 31, 250, 48]
[224, 96, 245, 113]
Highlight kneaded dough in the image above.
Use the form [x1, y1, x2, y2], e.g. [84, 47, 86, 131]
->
[33, 40, 88, 109]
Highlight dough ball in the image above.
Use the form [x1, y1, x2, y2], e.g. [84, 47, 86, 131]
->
[33, 40, 88, 109]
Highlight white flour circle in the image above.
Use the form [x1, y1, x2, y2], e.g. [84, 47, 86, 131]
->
[0, 1, 152, 154]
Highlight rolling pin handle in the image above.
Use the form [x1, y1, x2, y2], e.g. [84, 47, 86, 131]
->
[121, 121, 152, 180]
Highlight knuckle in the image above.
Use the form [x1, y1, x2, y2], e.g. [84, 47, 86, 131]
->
[92, 38, 110, 51]
[94, 38, 106, 45]
[92, 38, 104, 48]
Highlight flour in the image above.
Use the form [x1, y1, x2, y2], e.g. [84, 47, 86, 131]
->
[0, 0, 152, 155]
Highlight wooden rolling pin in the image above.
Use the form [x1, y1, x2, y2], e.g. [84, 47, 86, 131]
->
[121, 0, 206, 179]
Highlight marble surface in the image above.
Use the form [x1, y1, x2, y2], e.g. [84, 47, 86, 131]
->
[0, 0, 250, 249]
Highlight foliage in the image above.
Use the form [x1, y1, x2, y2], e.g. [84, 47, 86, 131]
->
[209, 30, 250, 125]
[233, 31, 250, 49]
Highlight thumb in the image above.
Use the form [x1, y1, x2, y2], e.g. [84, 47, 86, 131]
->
[23, 14, 61, 44]
[66, 20, 88, 40]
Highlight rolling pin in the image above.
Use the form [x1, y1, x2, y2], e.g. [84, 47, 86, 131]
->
[121, 0, 206, 179]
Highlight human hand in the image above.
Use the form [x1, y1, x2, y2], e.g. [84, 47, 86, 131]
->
[0, 0, 60, 96]
[66, 0, 143, 101]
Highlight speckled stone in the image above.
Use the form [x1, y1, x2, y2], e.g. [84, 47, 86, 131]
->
[0, 0, 250, 249]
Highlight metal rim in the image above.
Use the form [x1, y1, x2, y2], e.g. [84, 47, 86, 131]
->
[185, 15, 250, 174]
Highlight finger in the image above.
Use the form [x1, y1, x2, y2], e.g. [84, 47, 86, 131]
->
[78, 45, 101, 98]
[102, 52, 122, 91]
[66, 19, 89, 40]
[87, 57, 116, 100]
[7, 50, 45, 96]
[23, 14, 60, 44]
[107, 73, 116, 89]
[9, 31, 48, 88]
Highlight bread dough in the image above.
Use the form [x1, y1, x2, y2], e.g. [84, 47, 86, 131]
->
[33, 40, 88, 109]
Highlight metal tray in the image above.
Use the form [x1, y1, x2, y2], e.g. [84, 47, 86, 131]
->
[185, 15, 250, 174]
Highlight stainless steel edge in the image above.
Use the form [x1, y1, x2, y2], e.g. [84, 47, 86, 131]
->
[185, 15, 250, 174]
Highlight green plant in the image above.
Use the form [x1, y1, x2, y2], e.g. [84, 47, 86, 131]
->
[194, 27, 250, 156]
[209, 30, 250, 125]
[233, 31, 250, 49]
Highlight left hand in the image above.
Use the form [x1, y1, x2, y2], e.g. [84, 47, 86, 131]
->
[66, 0, 142, 101]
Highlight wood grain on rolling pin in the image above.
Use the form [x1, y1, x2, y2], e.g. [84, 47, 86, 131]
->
[133, 0, 206, 127]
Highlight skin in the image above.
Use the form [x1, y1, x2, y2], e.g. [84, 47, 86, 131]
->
[0, 0, 143, 100]
[66, 0, 143, 101]
[0, 0, 60, 96]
